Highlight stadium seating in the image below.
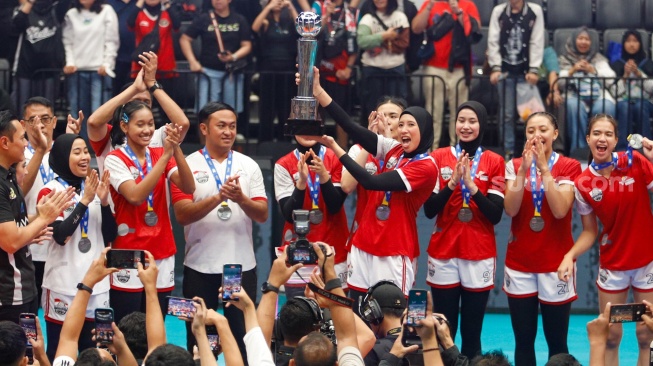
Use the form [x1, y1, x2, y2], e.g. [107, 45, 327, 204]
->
[595, 0, 643, 30]
[547, 0, 592, 29]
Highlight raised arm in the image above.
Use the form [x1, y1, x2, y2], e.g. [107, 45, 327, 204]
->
[207, 310, 244, 366]
[137, 251, 167, 357]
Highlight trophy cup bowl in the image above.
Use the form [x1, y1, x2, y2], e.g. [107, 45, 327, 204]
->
[284, 12, 325, 136]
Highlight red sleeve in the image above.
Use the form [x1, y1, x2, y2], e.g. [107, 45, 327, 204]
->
[401, 159, 438, 191]
[559, 158, 582, 183]
[491, 155, 506, 194]
[462, 1, 481, 32]
[165, 155, 178, 177]
[636, 151, 653, 186]
[89, 125, 112, 156]
[37, 187, 52, 202]
[170, 183, 193, 204]
[329, 156, 343, 184]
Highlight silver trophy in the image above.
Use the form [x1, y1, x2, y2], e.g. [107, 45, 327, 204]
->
[285, 12, 325, 136]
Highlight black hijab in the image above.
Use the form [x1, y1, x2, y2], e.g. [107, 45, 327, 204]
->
[400, 106, 433, 158]
[612, 30, 653, 77]
[49, 134, 86, 187]
[456, 101, 487, 154]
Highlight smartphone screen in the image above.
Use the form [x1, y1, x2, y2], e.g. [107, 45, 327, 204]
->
[19, 313, 37, 346]
[167, 296, 197, 318]
[106, 249, 145, 269]
[95, 308, 114, 344]
[609, 303, 648, 323]
[206, 325, 221, 355]
[406, 289, 427, 327]
[222, 264, 242, 301]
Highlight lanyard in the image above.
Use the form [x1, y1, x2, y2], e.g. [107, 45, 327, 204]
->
[455, 145, 483, 208]
[530, 152, 557, 217]
[295, 146, 326, 209]
[57, 178, 89, 238]
[201, 148, 232, 204]
[382, 152, 429, 205]
[123, 145, 154, 211]
[27, 143, 54, 183]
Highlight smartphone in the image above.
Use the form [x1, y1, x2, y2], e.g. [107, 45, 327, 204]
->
[25, 347, 34, 365]
[95, 308, 114, 344]
[206, 325, 221, 356]
[19, 313, 36, 365]
[405, 289, 427, 327]
[106, 249, 145, 269]
[609, 303, 648, 323]
[167, 296, 198, 318]
[401, 324, 422, 349]
[222, 264, 243, 301]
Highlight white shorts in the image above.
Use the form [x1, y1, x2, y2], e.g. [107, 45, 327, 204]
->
[426, 256, 495, 291]
[110, 256, 175, 291]
[43, 289, 110, 323]
[275, 247, 347, 289]
[596, 261, 653, 293]
[503, 265, 577, 304]
[347, 246, 416, 296]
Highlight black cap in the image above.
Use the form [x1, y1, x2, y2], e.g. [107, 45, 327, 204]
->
[371, 283, 406, 309]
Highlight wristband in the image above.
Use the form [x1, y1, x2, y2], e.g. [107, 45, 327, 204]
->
[423, 347, 439, 353]
[77, 282, 93, 294]
[324, 278, 342, 291]
[308, 282, 354, 308]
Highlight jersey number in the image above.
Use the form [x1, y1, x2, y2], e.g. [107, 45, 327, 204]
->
[557, 282, 569, 295]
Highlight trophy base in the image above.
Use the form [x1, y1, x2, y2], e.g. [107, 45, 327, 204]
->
[284, 119, 325, 136]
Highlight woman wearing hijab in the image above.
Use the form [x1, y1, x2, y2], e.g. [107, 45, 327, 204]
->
[558, 26, 616, 152]
[423, 101, 505, 360]
[38, 134, 116, 359]
[503, 112, 582, 365]
[610, 30, 653, 149]
[297, 67, 438, 298]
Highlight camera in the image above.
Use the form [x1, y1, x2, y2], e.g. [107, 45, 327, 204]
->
[286, 210, 327, 265]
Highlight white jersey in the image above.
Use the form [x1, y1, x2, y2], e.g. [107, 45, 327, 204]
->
[39, 179, 110, 296]
[171, 150, 267, 274]
[24, 147, 52, 261]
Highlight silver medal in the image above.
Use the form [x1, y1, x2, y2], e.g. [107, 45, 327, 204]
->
[309, 209, 323, 224]
[529, 216, 545, 232]
[217, 205, 232, 221]
[458, 208, 473, 222]
[78, 237, 91, 253]
[376, 205, 390, 221]
[628, 134, 644, 149]
[144, 211, 158, 226]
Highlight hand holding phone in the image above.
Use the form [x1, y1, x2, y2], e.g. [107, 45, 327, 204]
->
[167, 296, 198, 318]
[222, 264, 243, 301]
[95, 308, 115, 344]
[405, 289, 427, 327]
[206, 325, 222, 356]
[106, 249, 146, 269]
[394, 26, 405, 33]
[609, 303, 648, 323]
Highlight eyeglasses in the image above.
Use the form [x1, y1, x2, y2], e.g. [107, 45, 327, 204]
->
[25, 115, 55, 125]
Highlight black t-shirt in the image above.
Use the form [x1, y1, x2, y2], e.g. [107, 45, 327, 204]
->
[274, 344, 295, 366]
[258, 12, 298, 69]
[184, 11, 251, 71]
[0, 165, 36, 308]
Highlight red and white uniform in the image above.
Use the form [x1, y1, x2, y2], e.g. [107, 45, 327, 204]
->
[171, 150, 267, 274]
[129, 9, 176, 76]
[89, 124, 166, 175]
[503, 155, 581, 303]
[24, 147, 51, 262]
[38, 180, 109, 322]
[105, 146, 178, 291]
[575, 151, 653, 272]
[427, 147, 504, 290]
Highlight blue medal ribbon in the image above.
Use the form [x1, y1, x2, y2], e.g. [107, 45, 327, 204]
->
[123, 145, 154, 211]
[455, 145, 483, 208]
[530, 152, 557, 217]
[201, 148, 232, 206]
[382, 152, 429, 206]
[295, 146, 326, 210]
[57, 178, 88, 237]
[590, 146, 635, 172]
[27, 143, 54, 183]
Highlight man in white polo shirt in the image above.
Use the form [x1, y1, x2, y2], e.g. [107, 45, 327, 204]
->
[171, 101, 268, 364]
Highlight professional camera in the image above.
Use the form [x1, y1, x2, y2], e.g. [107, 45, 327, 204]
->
[286, 210, 327, 265]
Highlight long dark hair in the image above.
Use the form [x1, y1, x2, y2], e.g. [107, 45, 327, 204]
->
[586, 113, 618, 164]
[524, 111, 559, 130]
[375, 95, 407, 111]
[73, 0, 103, 13]
[361, 0, 398, 16]
[110, 100, 151, 148]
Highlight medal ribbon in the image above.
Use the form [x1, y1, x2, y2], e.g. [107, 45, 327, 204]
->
[27, 143, 54, 183]
[57, 178, 88, 237]
[123, 145, 155, 211]
[383, 152, 429, 206]
[295, 146, 326, 210]
[455, 145, 483, 208]
[202, 148, 232, 207]
[530, 152, 557, 217]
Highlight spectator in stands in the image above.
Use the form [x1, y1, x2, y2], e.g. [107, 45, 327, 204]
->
[488, 0, 544, 160]
[252, 0, 298, 142]
[412, 0, 481, 149]
[11, 0, 71, 110]
[356, 0, 409, 120]
[0, 0, 20, 67]
[128, 0, 181, 81]
[62, 0, 119, 141]
[558, 27, 616, 152]
[610, 30, 653, 150]
[538, 46, 566, 153]
[313, 0, 358, 148]
[107, 0, 139, 98]
[180, 0, 252, 114]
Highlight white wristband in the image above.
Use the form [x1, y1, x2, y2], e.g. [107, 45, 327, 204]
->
[232, 54, 238, 62]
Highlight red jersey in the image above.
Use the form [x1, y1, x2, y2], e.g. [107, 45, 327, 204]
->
[428, 147, 505, 260]
[505, 155, 582, 273]
[351, 144, 438, 258]
[274, 148, 349, 264]
[130, 9, 176, 76]
[345, 145, 382, 251]
[575, 151, 653, 271]
[105, 147, 178, 259]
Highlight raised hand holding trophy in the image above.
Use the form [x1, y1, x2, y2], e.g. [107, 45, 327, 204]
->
[284, 12, 325, 136]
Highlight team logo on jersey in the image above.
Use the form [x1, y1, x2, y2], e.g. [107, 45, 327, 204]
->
[600, 234, 611, 246]
[590, 188, 603, 202]
[116, 269, 131, 283]
[504, 273, 511, 288]
[194, 171, 209, 184]
[440, 167, 453, 181]
[599, 269, 608, 283]
[476, 171, 488, 181]
[169, 270, 174, 284]
[159, 18, 170, 28]
[385, 157, 398, 170]
[364, 162, 378, 175]
[65, 205, 75, 214]
[129, 166, 140, 180]
[53, 298, 69, 316]
[8, 188, 15, 200]
[483, 270, 491, 283]
[428, 261, 435, 278]
[620, 176, 635, 186]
